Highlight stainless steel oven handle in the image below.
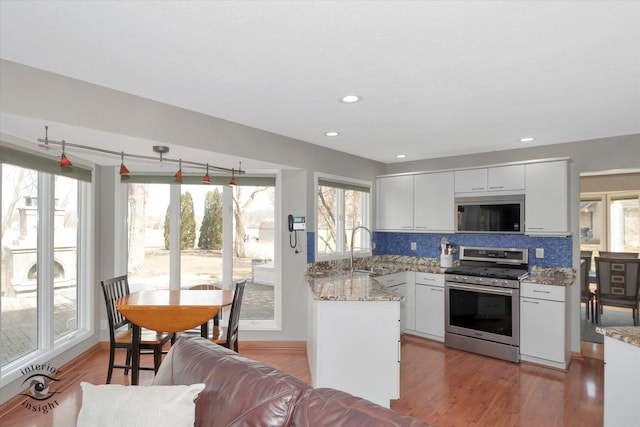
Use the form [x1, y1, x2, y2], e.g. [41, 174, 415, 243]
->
[446, 282, 516, 296]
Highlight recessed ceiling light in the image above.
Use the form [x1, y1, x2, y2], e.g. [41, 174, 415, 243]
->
[340, 95, 361, 103]
[325, 131, 339, 137]
[520, 137, 535, 142]
[396, 154, 407, 158]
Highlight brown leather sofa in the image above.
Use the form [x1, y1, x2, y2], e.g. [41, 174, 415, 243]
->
[153, 336, 430, 426]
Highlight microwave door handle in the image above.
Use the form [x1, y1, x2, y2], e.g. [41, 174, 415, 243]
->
[446, 283, 515, 296]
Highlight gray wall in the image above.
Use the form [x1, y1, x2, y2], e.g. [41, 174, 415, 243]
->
[2, 58, 638, 389]
[0, 60, 385, 347]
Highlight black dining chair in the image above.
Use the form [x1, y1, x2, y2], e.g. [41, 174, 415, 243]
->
[210, 280, 247, 352]
[580, 251, 595, 322]
[178, 284, 223, 338]
[598, 251, 639, 259]
[594, 257, 640, 326]
[100, 275, 173, 383]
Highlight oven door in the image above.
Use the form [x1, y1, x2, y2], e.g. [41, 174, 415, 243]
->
[445, 282, 519, 346]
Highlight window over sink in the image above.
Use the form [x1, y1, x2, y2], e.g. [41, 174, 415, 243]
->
[316, 174, 371, 260]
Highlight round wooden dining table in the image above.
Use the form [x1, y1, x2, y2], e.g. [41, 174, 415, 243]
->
[116, 289, 234, 385]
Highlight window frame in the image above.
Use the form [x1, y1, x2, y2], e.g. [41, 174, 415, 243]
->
[121, 172, 281, 331]
[314, 173, 372, 261]
[0, 161, 93, 387]
[580, 190, 640, 253]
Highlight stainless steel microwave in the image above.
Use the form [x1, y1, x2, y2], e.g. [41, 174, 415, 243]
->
[455, 195, 524, 234]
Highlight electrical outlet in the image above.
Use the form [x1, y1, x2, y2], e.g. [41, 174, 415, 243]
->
[101, 320, 107, 330]
[410, 242, 417, 251]
[535, 248, 544, 259]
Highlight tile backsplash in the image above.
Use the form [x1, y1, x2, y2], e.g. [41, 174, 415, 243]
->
[374, 232, 572, 267]
[307, 231, 572, 267]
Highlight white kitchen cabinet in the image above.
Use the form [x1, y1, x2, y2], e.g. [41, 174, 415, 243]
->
[390, 283, 409, 332]
[376, 272, 413, 332]
[414, 272, 445, 341]
[454, 168, 487, 193]
[307, 297, 400, 408]
[603, 335, 640, 427]
[376, 175, 414, 231]
[519, 282, 568, 369]
[487, 164, 525, 191]
[525, 160, 569, 235]
[414, 172, 455, 232]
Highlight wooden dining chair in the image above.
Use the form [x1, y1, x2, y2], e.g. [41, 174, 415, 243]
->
[100, 275, 173, 383]
[594, 257, 640, 326]
[210, 280, 247, 352]
[188, 284, 222, 327]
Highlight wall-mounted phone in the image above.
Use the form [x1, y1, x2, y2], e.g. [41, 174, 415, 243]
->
[288, 215, 306, 232]
[288, 214, 305, 253]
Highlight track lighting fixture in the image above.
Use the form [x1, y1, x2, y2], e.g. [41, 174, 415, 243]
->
[174, 159, 183, 181]
[37, 126, 244, 181]
[119, 151, 130, 175]
[202, 163, 211, 184]
[229, 162, 241, 186]
[59, 140, 72, 168]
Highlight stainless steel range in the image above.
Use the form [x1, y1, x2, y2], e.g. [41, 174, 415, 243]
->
[444, 246, 528, 363]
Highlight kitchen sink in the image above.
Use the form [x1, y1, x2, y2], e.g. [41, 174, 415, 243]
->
[353, 266, 391, 275]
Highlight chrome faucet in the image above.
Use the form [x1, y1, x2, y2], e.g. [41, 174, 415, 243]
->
[350, 225, 373, 272]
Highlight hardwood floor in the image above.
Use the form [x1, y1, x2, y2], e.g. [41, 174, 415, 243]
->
[0, 336, 604, 426]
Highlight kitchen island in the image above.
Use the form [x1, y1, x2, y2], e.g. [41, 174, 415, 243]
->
[597, 326, 640, 427]
[306, 271, 402, 408]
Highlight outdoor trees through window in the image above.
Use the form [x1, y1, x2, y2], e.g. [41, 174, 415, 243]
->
[316, 177, 371, 259]
[127, 180, 276, 324]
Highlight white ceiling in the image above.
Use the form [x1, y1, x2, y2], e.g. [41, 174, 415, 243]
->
[1, 1, 639, 165]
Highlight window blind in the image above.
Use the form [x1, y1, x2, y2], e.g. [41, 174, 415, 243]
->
[0, 144, 92, 182]
[122, 174, 275, 186]
[318, 177, 370, 193]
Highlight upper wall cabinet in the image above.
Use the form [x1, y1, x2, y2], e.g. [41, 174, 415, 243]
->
[455, 165, 525, 194]
[377, 159, 568, 235]
[377, 175, 414, 230]
[414, 172, 455, 232]
[487, 164, 525, 191]
[525, 160, 569, 235]
[454, 168, 487, 193]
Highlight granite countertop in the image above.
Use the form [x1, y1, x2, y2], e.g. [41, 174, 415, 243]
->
[521, 266, 576, 287]
[305, 255, 450, 301]
[306, 271, 403, 301]
[596, 326, 640, 348]
[307, 255, 452, 277]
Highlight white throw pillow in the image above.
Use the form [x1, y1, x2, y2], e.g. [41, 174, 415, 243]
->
[76, 382, 205, 427]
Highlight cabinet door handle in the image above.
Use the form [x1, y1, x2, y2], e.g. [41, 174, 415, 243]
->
[401, 225, 413, 229]
[522, 299, 540, 304]
[528, 227, 544, 230]
[489, 186, 504, 189]
[431, 288, 443, 292]
[532, 290, 550, 294]
[471, 187, 485, 190]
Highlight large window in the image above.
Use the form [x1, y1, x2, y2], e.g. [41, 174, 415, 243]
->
[580, 192, 640, 270]
[316, 175, 371, 259]
[126, 177, 276, 327]
[1, 153, 90, 377]
[127, 183, 171, 291]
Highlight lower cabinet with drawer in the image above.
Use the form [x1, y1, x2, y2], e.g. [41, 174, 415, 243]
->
[519, 282, 569, 369]
[414, 272, 445, 342]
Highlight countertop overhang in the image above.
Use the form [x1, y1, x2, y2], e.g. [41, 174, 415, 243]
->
[306, 272, 403, 302]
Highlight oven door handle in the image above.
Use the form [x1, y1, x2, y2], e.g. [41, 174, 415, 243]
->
[446, 282, 516, 296]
